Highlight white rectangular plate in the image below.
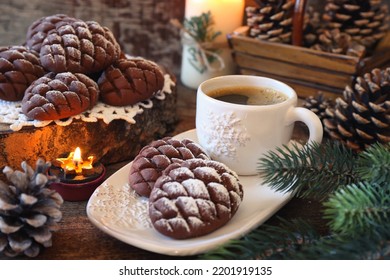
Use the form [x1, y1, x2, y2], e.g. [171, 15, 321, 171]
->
[86, 129, 291, 256]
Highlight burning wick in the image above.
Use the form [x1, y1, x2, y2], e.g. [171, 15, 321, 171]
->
[56, 147, 94, 174]
[50, 147, 105, 201]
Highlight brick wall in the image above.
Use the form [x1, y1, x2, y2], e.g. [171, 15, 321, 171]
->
[0, 0, 255, 75]
[0, 0, 185, 75]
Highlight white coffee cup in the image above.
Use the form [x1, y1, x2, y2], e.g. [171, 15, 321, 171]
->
[196, 75, 323, 175]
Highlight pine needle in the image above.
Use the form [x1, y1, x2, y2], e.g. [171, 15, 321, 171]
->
[356, 142, 390, 186]
[201, 142, 390, 259]
[183, 11, 221, 43]
[258, 141, 359, 200]
[323, 182, 390, 237]
[200, 222, 390, 260]
[292, 224, 390, 260]
[200, 218, 320, 260]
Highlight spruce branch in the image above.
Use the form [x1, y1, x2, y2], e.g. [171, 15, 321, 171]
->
[200, 218, 320, 260]
[356, 143, 390, 186]
[183, 11, 221, 43]
[291, 224, 390, 260]
[323, 182, 390, 237]
[201, 142, 390, 259]
[200, 219, 390, 260]
[258, 141, 359, 200]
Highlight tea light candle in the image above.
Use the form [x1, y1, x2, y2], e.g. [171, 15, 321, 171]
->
[181, 0, 244, 89]
[49, 147, 106, 201]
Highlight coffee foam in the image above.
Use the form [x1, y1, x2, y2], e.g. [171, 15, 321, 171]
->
[207, 86, 288, 106]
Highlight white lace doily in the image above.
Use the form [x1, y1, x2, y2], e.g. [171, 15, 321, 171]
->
[0, 74, 175, 131]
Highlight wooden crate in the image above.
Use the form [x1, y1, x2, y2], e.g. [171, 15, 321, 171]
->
[228, 29, 390, 100]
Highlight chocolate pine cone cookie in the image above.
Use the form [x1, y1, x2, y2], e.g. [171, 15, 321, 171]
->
[149, 158, 244, 239]
[21, 72, 98, 121]
[0, 46, 45, 101]
[129, 138, 210, 197]
[98, 58, 165, 106]
[26, 14, 79, 53]
[39, 20, 121, 74]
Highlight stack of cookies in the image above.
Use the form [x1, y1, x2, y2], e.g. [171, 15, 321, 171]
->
[0, 14, 165, 121]
[129, 137, 244, 239]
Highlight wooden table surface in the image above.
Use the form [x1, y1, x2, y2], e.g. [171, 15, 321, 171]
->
[1, 83, 328, 260]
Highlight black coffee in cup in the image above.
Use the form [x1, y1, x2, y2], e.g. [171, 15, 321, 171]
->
[207, 85, 288, 105]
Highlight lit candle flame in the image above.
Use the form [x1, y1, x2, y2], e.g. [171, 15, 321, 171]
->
[56, 147, 94, 174]
[73, 147, 82, 163]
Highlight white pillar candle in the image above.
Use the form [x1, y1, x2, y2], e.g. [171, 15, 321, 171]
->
[180, 0, 244, 89]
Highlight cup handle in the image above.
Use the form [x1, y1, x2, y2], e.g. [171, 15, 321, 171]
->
[285, 107, 323, 144]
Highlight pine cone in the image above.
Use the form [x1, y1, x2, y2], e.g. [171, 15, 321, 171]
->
[311, 28, 366, 57]
[246, 0, 295, 44]
[303, 92, 335, 130]
[323, 67, 390, 151]
[0, 159, 63, 258]
[98, 58, 165, 106]
[0, 46, 45, 101]
[39, 19, 121, 74]
[322, 0, 389, 51]
[303, 5, 324, 47]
